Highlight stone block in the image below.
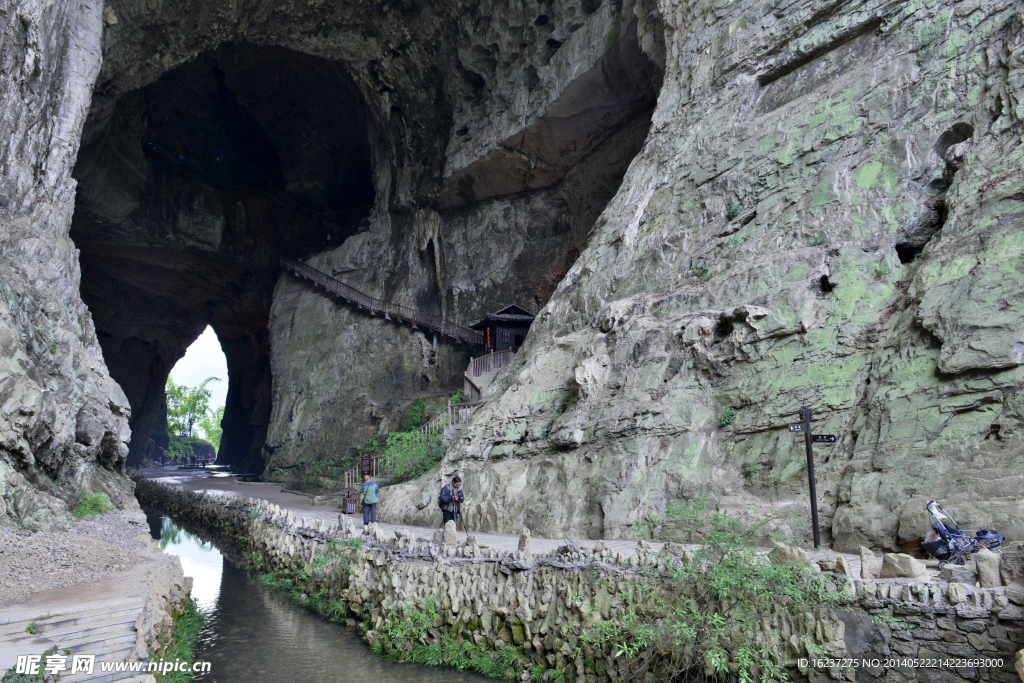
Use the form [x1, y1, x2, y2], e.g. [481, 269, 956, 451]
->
[817, 557, 837, 572]
[941, 565, 978, 584]
[948, 583, 970, 605]
[860, 547, 881, 580]
[665, 542, 693, 563]
[835, 556, 855, 577]
[976, 548, 1002, 588]
[444, 520, 458, 547]
[1001, 542, 1024, 587]
[1014, 649, 1022, 683]
[518, 528, 531, 553]
[768, 544, 812, 568]
[1007, 584, 1024, 606]
[880, 553, 928, 579]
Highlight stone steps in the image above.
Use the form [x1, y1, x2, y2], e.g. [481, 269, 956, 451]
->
[0, 596, 143, 675]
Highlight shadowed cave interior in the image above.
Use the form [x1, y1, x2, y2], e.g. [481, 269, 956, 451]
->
[71, 44, 376, 474]
[70, 34, 658, 475]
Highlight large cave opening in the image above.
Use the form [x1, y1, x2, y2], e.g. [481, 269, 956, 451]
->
[71, 43, 376, 473]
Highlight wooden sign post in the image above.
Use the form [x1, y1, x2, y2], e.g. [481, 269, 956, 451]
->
[788, 406, 836, 549]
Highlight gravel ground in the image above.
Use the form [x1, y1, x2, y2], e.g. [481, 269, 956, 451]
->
[0, 510, 152, 607]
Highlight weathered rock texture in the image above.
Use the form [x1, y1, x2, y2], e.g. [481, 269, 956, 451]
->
[0, 0, 136, 529]
[140, 479, 1024, 683]
[3, 0, 1023, 557]
[382, 0, 1024, 552]
[1, 0, 656, 494]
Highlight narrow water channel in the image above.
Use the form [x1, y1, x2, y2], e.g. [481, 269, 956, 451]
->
[144, 509, 487, 683]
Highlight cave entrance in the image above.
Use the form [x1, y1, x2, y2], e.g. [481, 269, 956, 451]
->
[70, 43, 376, 473]
[164, 327, 228, 461]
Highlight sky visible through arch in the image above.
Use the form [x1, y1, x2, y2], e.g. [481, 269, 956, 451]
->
[169, 326, 228, 413]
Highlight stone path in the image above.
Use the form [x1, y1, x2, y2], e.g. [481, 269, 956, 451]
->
[139, 468, 918, 579]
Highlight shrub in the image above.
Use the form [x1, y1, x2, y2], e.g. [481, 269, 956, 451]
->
[586, 498, 833, 682]
[726, 204, 741, 219]
[382, 432, 443, 482]
[399, 398, 427, 431]
[165, 601, 206, 683]
[741, 463, 761, 479]
[377, 597, 528, 677]
[74, 490, 113, 519]
[719, 405, 737, 427]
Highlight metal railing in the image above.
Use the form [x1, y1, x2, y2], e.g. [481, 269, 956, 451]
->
[281, 258, 484, 346]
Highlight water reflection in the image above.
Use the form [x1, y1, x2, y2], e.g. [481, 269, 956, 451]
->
[144, 510, 486, 683]
[151, 515, 223, 610]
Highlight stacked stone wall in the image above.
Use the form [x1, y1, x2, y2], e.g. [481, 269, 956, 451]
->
[136, 480, 1024, 683]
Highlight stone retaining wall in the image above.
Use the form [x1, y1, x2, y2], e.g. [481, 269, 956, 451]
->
[136, 480, 1024, 683]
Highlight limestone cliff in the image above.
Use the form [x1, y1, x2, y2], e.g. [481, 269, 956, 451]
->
[381, 0, 1024, 552]
[2, 0, 1022, 553]
[0, 0, 136, 529]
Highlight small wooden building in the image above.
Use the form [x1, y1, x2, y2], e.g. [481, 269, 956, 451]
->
[469, 304, 535, 352]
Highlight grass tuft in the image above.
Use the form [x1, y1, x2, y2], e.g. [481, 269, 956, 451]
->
[73, 490, 113, 519]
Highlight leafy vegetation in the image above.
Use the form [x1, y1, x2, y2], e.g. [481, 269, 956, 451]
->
[167, 434, 196, 463]
[381, 432, 443, 482]
[73, 490, 113, 519]
[718, 405, 737, 427]
[740, 463, 761, 479]
[375, 597, 528, 678]
[399, 397, 428, 431]
[198, 406, 224, 451]
[808, 229, 828, 246]
[24, 623, 36, 634]
[166, 376, 219, 439]
[592, 498, 834, 682]
[165, 601, 206, 683]
[726, 204, 741, 220]
[730, 231, 752, 247]
[691, 259, 710, 282]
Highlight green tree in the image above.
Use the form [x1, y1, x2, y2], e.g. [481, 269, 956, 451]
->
[199, 405, 225, 452]
[166, 376, 219, 438]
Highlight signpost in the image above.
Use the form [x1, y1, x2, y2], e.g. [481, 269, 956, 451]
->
[789, 406, 836, 549]
[360, 454, 372, 477]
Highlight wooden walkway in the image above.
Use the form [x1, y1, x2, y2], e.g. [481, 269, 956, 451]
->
[281, 258, 484, 346]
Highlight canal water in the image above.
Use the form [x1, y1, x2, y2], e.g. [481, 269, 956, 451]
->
[144, 509, 486, 683]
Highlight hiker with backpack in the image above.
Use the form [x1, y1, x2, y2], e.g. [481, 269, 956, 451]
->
[438, 476, 464, 526]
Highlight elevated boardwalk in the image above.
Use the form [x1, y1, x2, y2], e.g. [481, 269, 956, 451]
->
[281, 258, 484, 346]
[282, 258, 520, 486]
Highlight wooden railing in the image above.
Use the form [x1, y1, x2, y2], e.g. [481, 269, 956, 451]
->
[467, 348, 515, 378]
[464, 349, 516, 402]
[281, 258, 485, 346]
[341, 400, 482, 492]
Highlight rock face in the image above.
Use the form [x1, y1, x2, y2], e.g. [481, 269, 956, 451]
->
[3, 0, 1023, 556]
[768, 544, 812, 569]
[975, 547, 1002, 588]
[860, 547, 883, 581]
[1002, 543, 1024, 587]
[380, 0, 1024, 551]
[879, 553, 928, 580]
[0, 0, 137, 529]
